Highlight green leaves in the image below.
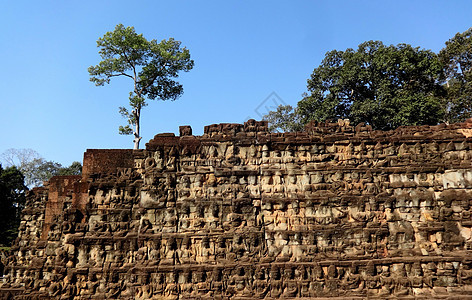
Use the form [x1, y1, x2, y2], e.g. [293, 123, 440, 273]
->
[439, 27, 472, 123]
[1, 148, 82, 188]
[263, 105, 303, 132]
[299, 41, 445, 130]
[56, 161, 82, 176]
[128, 93, 147, 108]
[88, 24, 194, 148]
[119, 125, 133, 135]
[118, 104, 135, 136]
[266, 29, 472, 132]
[0, 164, 26, 246]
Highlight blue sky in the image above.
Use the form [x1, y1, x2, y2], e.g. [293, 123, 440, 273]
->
[0, 1, 471, 166]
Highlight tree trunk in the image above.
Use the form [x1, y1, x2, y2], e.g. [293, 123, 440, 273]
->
[133, 108, 142, 150]
[133, 135, 141, 150]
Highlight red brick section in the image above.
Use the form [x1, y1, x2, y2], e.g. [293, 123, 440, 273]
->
[34, 149, 136, 237]
[82, 149, 134, 178]
[71, 180, 89, 215]
[40, 175, 81, 240]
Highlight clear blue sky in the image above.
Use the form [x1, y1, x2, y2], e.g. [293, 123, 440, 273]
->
[1, 1, 471, 166]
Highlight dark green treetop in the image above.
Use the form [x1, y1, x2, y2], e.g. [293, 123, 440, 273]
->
[0, 164, 26, 246]
[297, 41, 445, 130]
[263, 104, 303, 132]
[439, 27, 472, 123]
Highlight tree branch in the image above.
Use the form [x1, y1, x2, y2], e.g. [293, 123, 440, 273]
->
[119, 49, 138, 89]
[109, 73, 134, 79]
[139, 62, 169, 95]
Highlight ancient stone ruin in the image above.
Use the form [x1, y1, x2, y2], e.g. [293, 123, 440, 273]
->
[2, 119, 472, 299]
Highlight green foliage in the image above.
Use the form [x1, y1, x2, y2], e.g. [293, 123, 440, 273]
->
[0, 164, 26, 246]
[88, 24, 194, 149]
[118, 125, 134, 135]
[21, 159, 81, 187]
[1, 149, 41, 187]
[439, 27, 472, 123]
[263, 105, 303, 132]
[298, 41, 445, 130]
[266, 30, 472, 132]
[34, 160, 62, 183]
[1, 149, 81, 187]
[57, 161, 82, 176]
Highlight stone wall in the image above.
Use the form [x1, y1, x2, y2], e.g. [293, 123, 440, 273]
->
[2, 119, 472, 299]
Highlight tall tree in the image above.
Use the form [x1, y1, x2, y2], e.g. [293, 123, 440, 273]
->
[1, 149, 82, 187]
[2, 149, 44, 187]
[439, 27, 472, 123]
[297, 41, 445, 130]
[88, 24, 194, 149]
[263, 104, 303, 132]
[0, 164, 26, 247]
[57, 161, 82, 176]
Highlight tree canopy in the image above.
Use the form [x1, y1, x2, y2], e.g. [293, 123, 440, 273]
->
[263, 105, 303, 132]
[297, 41, 445, 130]
[1, 149, 82, 188]
[265, 29, 472, 132]
[57, 161, 82, 176]
[88, 24, 194, 149]
[439, 27, 472, 123]
[0, 164, 26, 246]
